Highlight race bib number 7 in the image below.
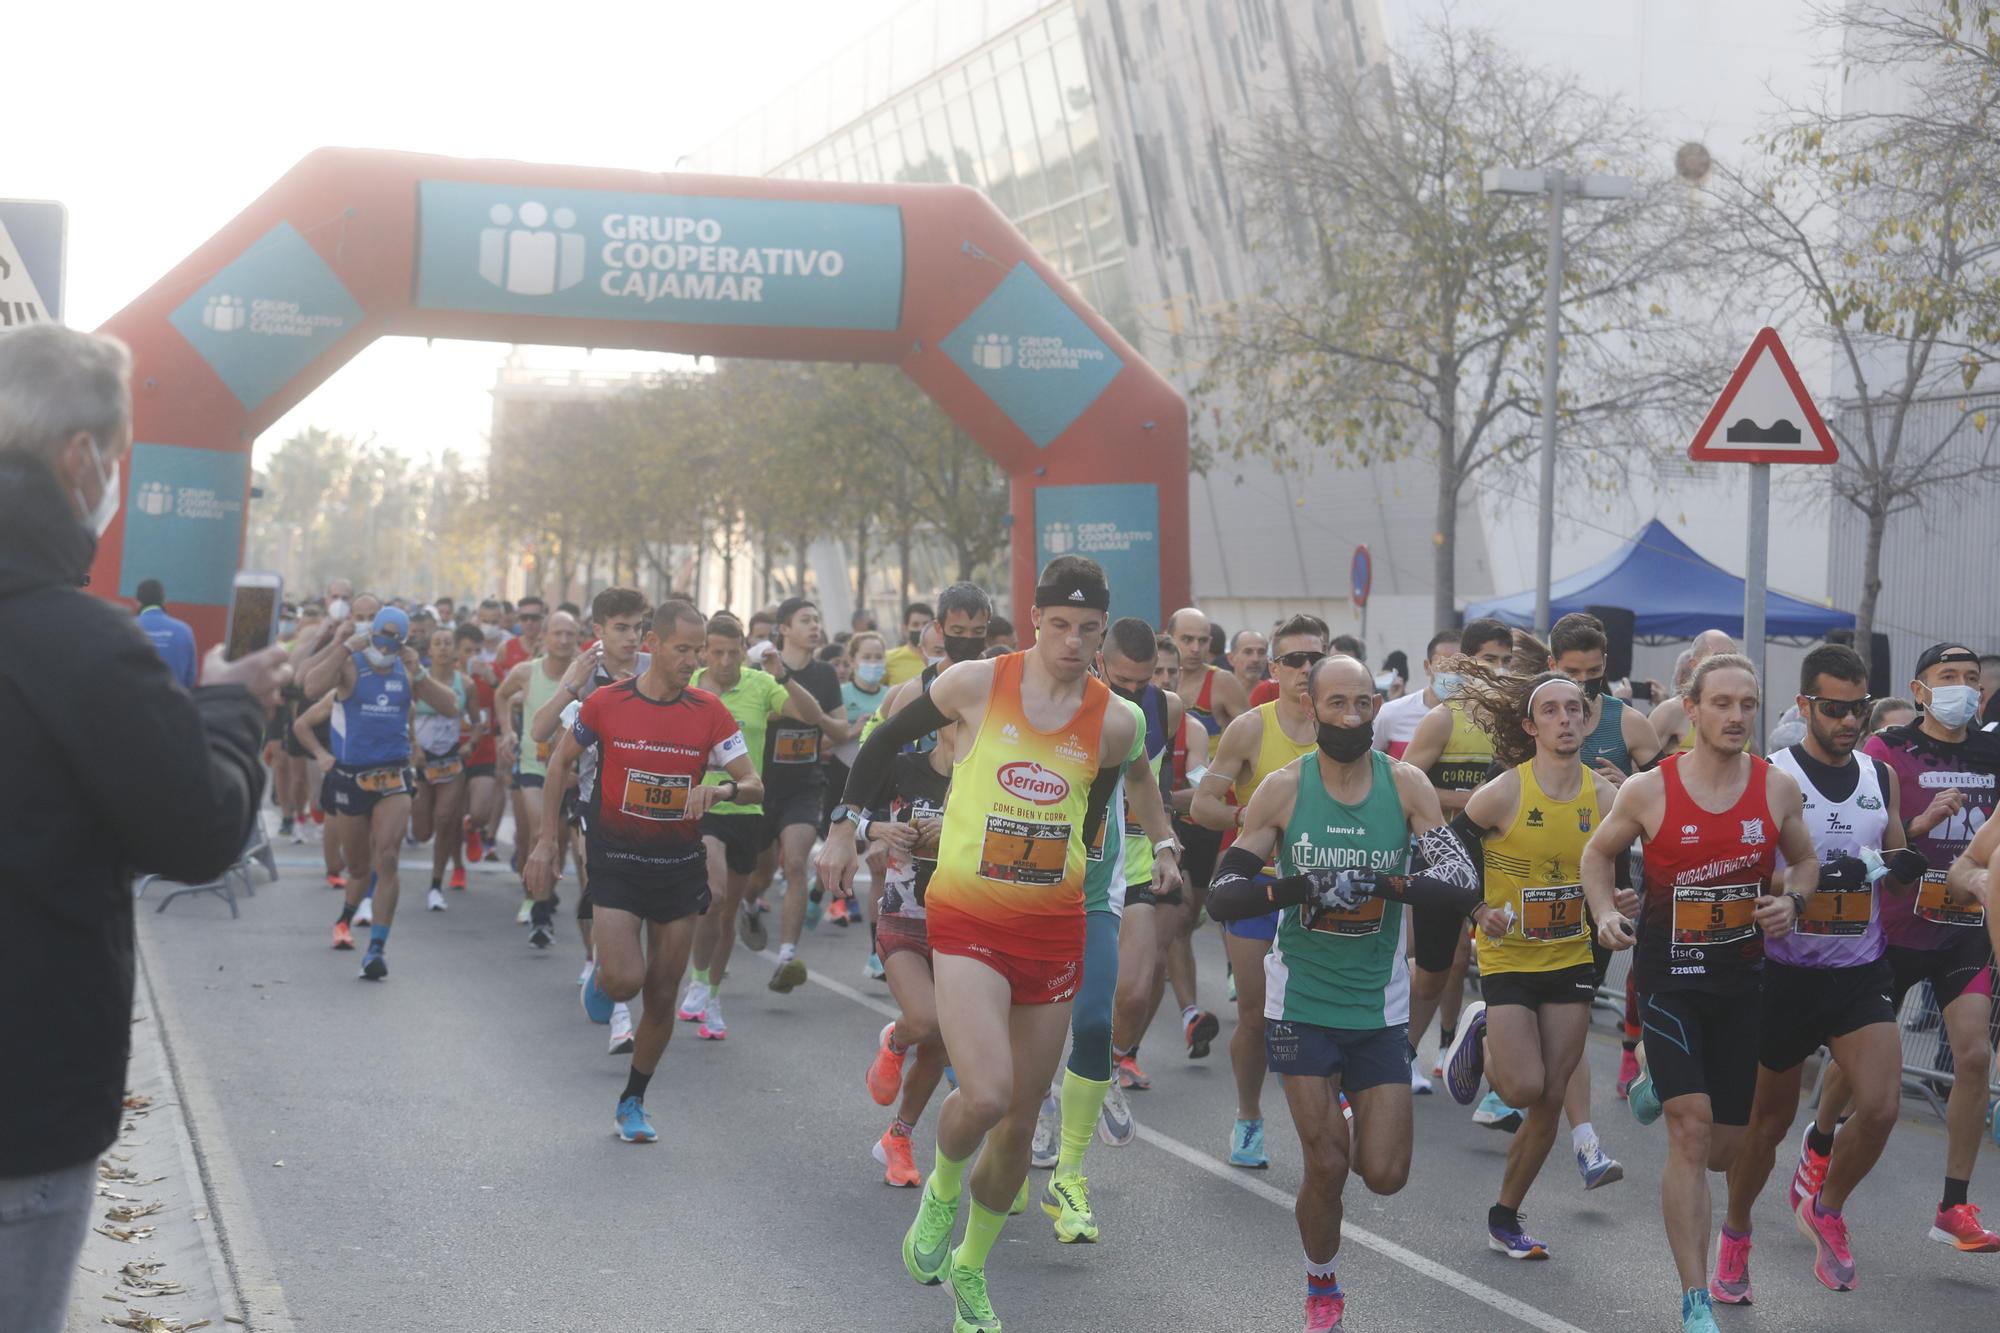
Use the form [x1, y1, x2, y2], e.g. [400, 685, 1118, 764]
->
[622, 770, 692, 822]
[1519, 884, 1585, 941]
[1915, 871, 1986, 928]
[1671, 882, 1758, 946]
[979, 817, 1070, 886]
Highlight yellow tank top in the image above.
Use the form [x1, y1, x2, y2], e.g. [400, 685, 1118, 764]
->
[926, 652, 1111, 961]
[1237, 701, 1317, 873]
[1428, 699, 1495, 791]
[1476, 760, 1598, 975]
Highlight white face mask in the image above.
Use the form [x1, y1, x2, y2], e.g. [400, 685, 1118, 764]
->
[1923, 683, 1980, 730]
[363, 646, 397, 669]
[73, 437, 121, 538]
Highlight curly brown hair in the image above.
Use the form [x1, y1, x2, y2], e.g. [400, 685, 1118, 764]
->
[1451, 661, 1584, 770]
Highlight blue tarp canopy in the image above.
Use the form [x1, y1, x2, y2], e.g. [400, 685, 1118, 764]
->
[1464, 519, 1855, 641]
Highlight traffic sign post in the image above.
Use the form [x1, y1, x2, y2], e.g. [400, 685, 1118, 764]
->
[0, 200, 67, 327]
[1351, 544, 1372, 645]
[1686, 327, 1838, 742]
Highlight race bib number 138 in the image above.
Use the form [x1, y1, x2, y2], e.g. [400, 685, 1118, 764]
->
[622, 770, 692, 821]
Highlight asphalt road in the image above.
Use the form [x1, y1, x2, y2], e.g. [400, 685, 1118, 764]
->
[139, 826, 1999, 1333]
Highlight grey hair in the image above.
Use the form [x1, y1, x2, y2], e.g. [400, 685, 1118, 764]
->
[0, 325, 133, 461]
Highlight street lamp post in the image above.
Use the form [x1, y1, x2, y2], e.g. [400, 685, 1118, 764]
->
[1480, 167, 1635, 637]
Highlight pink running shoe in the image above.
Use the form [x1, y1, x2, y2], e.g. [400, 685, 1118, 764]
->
[1710, 1228, 1753, 1305]
[1304, 1291, 1344, 1330]
[1794, 1194, 1856, 1291]
[1789, 1127, 1830, 1212]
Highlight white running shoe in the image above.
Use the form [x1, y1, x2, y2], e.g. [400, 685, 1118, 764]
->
[426, 887, 446, 912]
[608, 1003, 635, 1054]
[698, 997, 727, 1041]
[1097, 1080, 1136, 1147]
[515, 897, 533, 924]
[579, 961, 593, 986]
[678, 979, 711, 1023]
[353, 897, 374, 927]
[1411, 1065, 1434, 1095]
[1031, 1087, 1060, 1169]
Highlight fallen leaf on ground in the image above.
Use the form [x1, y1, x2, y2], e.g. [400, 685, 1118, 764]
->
[104, 1200, 164, 1223]
[93, 1225, 155, 1243]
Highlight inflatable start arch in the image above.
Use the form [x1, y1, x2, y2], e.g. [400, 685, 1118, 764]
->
[93, 148, 1189, 645]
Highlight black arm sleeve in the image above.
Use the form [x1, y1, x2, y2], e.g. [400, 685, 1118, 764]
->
[1206, 845, 1313, 921]
[842, 693, 948, 809]
[1077, 762, 1123, 851]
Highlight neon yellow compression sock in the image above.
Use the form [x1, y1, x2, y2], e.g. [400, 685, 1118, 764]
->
[1058, 1070, 1111, 1175]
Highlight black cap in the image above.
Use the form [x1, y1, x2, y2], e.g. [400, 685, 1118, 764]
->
[1913, 643, 1977, 678]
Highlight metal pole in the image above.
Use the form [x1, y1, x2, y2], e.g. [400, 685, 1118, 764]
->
[1532, 172, 1567, 638]
[1744, 463, 1770, 747]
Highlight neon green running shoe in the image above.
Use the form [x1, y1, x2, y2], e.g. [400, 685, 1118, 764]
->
[903, 1180, 959, 1286]
[948, 1251, 1002, 1332]
[1009, 1175, 1030, 1216]
[1041, 1171, 1099, 1243]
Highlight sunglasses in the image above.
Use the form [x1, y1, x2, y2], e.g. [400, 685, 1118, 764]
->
[519, 613, 545, 623]
[1275, 650, 1327, 669]
[1803, 694, 1873, 720]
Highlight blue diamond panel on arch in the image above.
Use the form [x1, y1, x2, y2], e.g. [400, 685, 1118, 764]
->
[939, 262, 1124, 449]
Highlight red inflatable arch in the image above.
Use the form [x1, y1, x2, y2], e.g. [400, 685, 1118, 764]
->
[92, 147, 1189, 647]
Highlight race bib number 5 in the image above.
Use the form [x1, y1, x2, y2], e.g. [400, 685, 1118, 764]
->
[978, 817, 1070, 886]
[1672, 882, 1758, 946]
[1915, 871, 1986, 928]
[622, 770, 692, 821]
[1519, 884, 1586, 941]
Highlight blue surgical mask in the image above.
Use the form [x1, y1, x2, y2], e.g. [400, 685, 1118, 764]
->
[855, 660, 886, 686]
[1432, 671, 1464, 700]
[1923, 683, 1980, 729]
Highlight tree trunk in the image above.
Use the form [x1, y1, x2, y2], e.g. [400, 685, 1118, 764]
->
[853, 515, 871, 614]
[1855, 495, 1887, 644]
[795, 533, 811, 598]
[1432, 380, 1462, 632]
[897, 530, 913, 610]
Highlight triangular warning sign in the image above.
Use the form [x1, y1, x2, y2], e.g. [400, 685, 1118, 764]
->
[1687, 327, 1839, 464]
[0, 221, 52, 329]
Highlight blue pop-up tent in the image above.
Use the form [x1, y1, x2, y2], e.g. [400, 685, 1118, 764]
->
[1464, 519, 1854, 641]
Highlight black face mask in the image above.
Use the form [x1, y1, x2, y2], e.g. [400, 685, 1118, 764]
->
[1583, 676, 1608, 701]
[1108, 681, 1144, 704]
[1316, 715, 1374, 763]
[907, 628, 924, 649]
[942, 633, 984, 664]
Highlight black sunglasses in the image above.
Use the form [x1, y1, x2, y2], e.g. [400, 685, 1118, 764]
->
[1275, 650, 1327, 669]
[1803, 694, 1874, 720]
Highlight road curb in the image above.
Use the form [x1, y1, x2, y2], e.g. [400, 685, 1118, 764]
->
[134, 922, 299, 1333]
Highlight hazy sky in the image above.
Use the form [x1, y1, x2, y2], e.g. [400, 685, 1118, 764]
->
[15, 0, 912, 464]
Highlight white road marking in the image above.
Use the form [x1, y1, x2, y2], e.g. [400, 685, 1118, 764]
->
[767, 949, 1592, 1333]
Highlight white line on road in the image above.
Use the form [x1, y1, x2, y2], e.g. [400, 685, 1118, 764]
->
[764, 949, 1591, 1333]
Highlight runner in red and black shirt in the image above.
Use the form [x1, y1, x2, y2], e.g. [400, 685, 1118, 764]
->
[524, 601, 762, 1145]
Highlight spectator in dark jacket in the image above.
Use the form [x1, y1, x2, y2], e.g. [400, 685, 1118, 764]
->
[134, 577, 197, 688]
[0, 325, 290, 1333]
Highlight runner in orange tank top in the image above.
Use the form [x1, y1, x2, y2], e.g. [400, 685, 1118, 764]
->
[819, 556, 1179, 1333]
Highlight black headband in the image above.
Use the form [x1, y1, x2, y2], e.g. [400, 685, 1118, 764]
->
[1035, 581, 1110, 613]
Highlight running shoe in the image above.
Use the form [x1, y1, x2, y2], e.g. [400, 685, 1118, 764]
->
[903, 1179, 958, 1285]
[579, 961, 593, 986]
[1788, 1127, 1830, 1211]
[581, 964, 614, 1024]
[325, 873, 345, 890]
[448, 866, 466, 891]
[1227, 967, 1237, 1003]
[829, 894, 853, 927]
[1031, 1089, 1059, 1169]
[1576, 1139, 1623, 1189]
[1442, 1001, 1487, 1104]
[1794, 1193, 1857, 1291]
[1114, 1052, 1151, 1091]
[677, 978, 710, 1023]
[332, 920, 354, 950]
[873, 1127, 921, 1188]
[1472, 1091, 1522, 1133]
[1184, 1009, 1219, 1059]
[312, 807, 325, 826]
[614, 1096, 656, 1144]
[278, 817, 294, 839]
[1230, 1117, 1269, 1169]
[359, 947, 387, 981]
[463, 825, 482, 862]
[947, 1252, 1000, 1332]
[865, 952, 886, 981]
[1710, 1228, 1753, 1305]
[866, 1023, 907, 1106]
[697, 997, 727, 1041]
[1304, 1291, 1344, 1331]
[739, 899, 769, 951]
[427, 887, 447, 912]
[1931, 1202, 2000, 1252]
[1410, 1065, 1434, 1095]
[1487, 1215, 1549, 1260]
[768, 957, 807, 992]
[1010, 1175, 1030, 1215]
[943, 1065, 957, 1091]
[1098, 1080, 1135, 1146]
[608, 1004, 635, 1055]
[1627, 1068, 1663, 1127]
[805, 887, 824, 931]
[1616, 1048, 1640, 1098]
[529, 921, 553, 949]
[515, 898, 532, 925]
[1682, 1287, 1720, 1333]
[353, 896, 373, 927]
[483, 844, 500, 863]
[1042, 1172, 1099, 1243]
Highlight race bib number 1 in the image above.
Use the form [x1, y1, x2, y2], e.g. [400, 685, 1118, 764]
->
[1519, 884, 1586, 941]
[1800, 886, 1871, 936]
[1671, 882, 1758, 946]
[1915, 871, 1987, 928]
[622, 770, 692, 822]
[979, 817, 1070, 886]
